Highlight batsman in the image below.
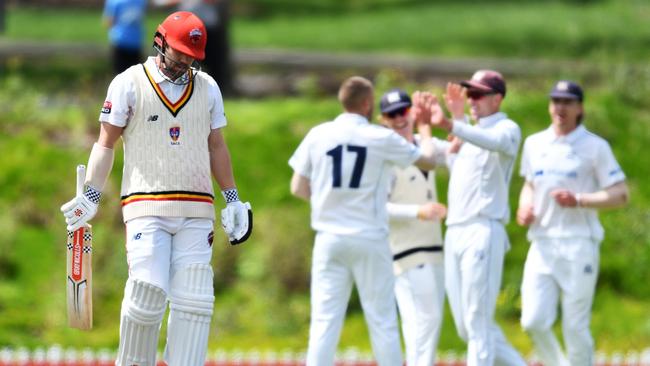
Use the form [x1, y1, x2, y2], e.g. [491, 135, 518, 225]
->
[60, 11, 252, 366]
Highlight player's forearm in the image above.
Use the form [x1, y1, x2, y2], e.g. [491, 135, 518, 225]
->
[413, 139, 437, 171]
[578, 181, 629, 209]
[386, 202, 419, 220]
[208, 129, 237, 190]
[210, 146, 236, 191]
[290, 173, 311, 201]
[518, 181, 535, 208]
[451, 120, 518, 155]
[86, 123, 121, 192]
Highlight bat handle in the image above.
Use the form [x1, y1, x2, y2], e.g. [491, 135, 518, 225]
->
[76, 165, 86, 197]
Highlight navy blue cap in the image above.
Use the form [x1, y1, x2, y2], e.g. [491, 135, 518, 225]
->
[549, 80, 584, 102]
[380, 89, 412, 114]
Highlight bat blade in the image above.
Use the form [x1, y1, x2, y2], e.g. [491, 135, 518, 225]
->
[66, 223, 93, 330]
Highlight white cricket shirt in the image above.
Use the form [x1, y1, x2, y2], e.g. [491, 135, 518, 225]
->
[99, 56, 226, 129]
[446, 112, 521, 226]
[289, 113, 421, 239]
[520, 125, 625, 242]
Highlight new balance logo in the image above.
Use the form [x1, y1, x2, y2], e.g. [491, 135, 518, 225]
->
[147, 115, 159, 122]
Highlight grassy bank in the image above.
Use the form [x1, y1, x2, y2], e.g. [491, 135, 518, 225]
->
[2, 1, 650, 63]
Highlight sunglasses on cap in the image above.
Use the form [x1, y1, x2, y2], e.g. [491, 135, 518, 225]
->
[385, 107, 410, 118]
[467, 90, 497, 100]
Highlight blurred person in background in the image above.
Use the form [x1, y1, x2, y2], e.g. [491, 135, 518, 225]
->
[103, 0, 147, 74]
[380, 88, 452, 366]
[61, 11, 252, 366]
[426, 70, 527, 366]
[517, 81, 629, 366]
[289, 76, 443, 366]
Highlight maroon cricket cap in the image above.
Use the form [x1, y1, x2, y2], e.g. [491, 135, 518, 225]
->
[460, 70, 507, 97]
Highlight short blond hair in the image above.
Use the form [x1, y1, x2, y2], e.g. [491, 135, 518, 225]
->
[338, 76, 374, 113]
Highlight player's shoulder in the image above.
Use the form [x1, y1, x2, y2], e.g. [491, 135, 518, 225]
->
[498, 115, 521, 132]
[577, 126, 612, 150]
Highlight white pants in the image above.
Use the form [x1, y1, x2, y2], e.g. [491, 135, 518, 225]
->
[445, 219, 526, 366]
[520, 238, 599, 366]
[395, 262, 445, 366]
[125, 216, 215, 294]
[307, 232, 403, 366]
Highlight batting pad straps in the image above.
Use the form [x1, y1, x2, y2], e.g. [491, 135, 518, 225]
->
[85, 143, 114, 192]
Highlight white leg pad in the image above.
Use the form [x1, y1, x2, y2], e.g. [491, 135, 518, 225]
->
[164, 263, 215, 366]
[116, 279, 167, 366]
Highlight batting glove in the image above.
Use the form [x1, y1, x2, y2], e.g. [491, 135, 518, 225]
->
[61, 186, 100, 231]
[220, 189, 253, 245]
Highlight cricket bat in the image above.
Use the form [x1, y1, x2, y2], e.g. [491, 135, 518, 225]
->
[66, 164, 93, 330]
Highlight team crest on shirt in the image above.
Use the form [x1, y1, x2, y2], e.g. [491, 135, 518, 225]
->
[169, 126, 181, 145]
[101, 101, 112, 114]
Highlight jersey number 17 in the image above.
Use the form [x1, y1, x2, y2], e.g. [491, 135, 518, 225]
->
[326, 144, 367, 188]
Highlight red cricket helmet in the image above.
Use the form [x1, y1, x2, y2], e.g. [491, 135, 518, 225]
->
[154, 11, 207, 61]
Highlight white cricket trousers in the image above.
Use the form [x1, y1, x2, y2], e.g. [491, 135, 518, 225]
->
[394, 262, 445, 366]
[445, 219, 526, 366]
[520, 238, 599, 366]
[307, 232, 403, 366]
[125, 216, 214, 293]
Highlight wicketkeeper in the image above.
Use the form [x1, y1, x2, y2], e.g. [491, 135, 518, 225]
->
[60, 11, 252, 366]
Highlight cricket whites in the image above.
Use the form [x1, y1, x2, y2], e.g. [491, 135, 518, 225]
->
[66, 164, 93, 330]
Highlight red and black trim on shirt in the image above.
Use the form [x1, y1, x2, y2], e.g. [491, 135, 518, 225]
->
[142, 65, 194, 117]
[121, 190, 214, 206]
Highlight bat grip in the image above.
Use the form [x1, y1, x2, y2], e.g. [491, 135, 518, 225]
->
[76, 165, 86, 197]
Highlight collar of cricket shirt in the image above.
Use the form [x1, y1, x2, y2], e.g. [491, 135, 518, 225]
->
[335, 112, 370, 125]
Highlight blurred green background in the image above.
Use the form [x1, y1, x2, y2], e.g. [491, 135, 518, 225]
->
[0, 0, 649, 357]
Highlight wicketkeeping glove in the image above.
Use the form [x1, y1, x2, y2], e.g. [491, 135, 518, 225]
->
[60, 186, 101, 231]
[221, 200, 253, 245]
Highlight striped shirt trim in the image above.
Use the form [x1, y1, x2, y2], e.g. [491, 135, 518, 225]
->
[142, 64, 194, 117]
[393, 245, 443, 261]
[121, 190, 214, 206]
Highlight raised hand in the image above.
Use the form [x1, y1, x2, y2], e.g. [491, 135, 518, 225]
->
[411, 90, 434, 126]
[429, 96, 453, 132]
[447, 134, 463, 154]
[444, 82, 466, 120]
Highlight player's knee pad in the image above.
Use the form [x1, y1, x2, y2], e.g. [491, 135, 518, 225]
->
[164, 263, 215, 366]
[116, 279, 167, 366]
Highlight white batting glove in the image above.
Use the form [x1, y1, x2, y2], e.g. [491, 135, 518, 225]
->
[60, 187, 100, 231]
[220, 188, 253, 245]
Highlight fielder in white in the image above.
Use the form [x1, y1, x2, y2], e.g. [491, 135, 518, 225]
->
[426, 70, 527, 366]
[289, 77, 441, 366]
[517, 81, 628, 366]
[60, 12, 252, 366]
[380, 88, 451, 366]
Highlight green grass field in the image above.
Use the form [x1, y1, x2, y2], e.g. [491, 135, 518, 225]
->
[1, 0, 649, 356]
